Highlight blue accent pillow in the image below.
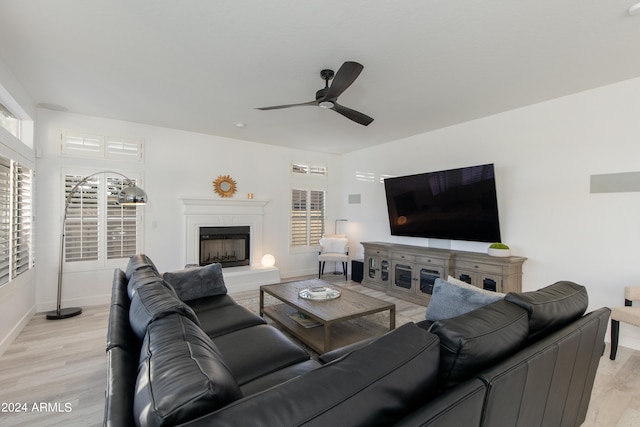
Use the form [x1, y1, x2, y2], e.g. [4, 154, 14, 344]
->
[425, 277, 505, 321]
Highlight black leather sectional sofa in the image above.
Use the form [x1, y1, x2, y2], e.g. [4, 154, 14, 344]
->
[105, 254, 610, 427]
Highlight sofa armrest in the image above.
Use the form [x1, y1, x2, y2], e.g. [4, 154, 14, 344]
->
[181, 323, 441, 427]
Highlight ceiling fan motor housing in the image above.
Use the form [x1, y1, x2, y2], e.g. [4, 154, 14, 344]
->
[320, 69, 335, 81]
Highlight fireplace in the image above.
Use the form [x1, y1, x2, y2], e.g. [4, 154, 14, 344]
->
[181, 198, 280, 292]
[199, 226, 250, 268]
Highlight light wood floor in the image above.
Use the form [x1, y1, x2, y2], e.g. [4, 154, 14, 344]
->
[0, 276, 637, 426]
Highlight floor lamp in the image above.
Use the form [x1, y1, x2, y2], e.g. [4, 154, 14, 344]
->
[46, 171, 148, 320]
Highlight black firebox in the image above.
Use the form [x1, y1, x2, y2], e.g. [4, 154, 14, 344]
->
[199, 226, 250, 268]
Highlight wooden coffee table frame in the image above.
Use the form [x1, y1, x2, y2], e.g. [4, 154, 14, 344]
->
[260, 281, 396, 353]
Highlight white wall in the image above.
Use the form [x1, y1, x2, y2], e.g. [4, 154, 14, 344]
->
[31, 76, 640, 351]
[339, 76, 640, 350]
[35, 109, 340, 311]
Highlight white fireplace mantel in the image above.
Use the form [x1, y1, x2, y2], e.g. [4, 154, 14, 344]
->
[180, 197, 269, 216]
[179, 197, 280, 291]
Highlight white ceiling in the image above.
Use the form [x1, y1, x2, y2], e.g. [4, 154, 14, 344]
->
[1, 0, 640, 154]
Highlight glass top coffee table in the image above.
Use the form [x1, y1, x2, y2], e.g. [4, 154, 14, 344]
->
[260, 279, 396, 353]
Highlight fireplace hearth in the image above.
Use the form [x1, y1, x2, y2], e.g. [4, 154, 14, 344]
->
[199, 226, 250, 268]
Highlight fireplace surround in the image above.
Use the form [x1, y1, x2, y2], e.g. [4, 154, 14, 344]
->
[180, 197, 280, 291]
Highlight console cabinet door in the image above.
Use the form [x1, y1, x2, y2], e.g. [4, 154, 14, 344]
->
[417, 265, 444, 297]
[391, 261, 414, 293]
[455, 268, 504, 293]
[390, 258, 445, 304]
[363, 249, 390, 291]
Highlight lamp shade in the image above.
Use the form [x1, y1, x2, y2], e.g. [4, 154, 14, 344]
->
[117, 183, 148, 205]
[261, 254, 276, 267]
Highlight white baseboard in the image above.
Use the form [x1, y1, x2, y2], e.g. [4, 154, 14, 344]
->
[0, 305, 36, 358]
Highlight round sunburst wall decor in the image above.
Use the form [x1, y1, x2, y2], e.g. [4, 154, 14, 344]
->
[213, 175, 237, 198]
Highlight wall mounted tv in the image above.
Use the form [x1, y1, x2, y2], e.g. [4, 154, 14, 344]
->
[384, 163, 501, 243]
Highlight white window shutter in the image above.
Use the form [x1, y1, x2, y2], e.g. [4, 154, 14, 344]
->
[0, 157, 11, 285]
[61, 131, 104, 158]
[13, 163, 32, 275]
[106, 137, 143, 162]
[106, 176, 139, 259]
[64, 174, 99, 262]
[290, 188, 325, 247]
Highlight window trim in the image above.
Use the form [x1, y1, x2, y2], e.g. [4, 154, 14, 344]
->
[289, 186, 326, 254]
[60, 130, 144, 163]
[61, 168, 144, 272]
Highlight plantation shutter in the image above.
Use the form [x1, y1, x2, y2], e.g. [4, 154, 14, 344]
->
[291, 189, 307, 247]
[13, 163, 32, 276]
[0, 157, 11, 284]
[291, 189, 325, 247]
[309, 190, 325, 245]
[106, 177, 138, 259]
[106, 137, 143, 161]
[61, 132, 103, 158]
[61, 131, 143, 162]
[64, 174, 99, 262]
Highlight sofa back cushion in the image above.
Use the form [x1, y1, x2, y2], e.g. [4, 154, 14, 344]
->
[134, 314, 242, 427]
[429, 299, 529, 389]
[129, 280, 200, 340]
[505, 281, 588, 342]
[162, 263, 227, 302]
[126, 254, 159, 279]
[127, 267, 167, 299]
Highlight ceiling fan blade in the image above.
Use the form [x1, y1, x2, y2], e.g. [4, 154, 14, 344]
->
[255, 100, 318, 110]
[323, 61, 364, 101]
[331, 102, 374, 126]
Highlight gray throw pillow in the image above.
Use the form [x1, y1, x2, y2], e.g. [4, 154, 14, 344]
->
[163, 263, 227, 302]
[425, 278, 505, 321]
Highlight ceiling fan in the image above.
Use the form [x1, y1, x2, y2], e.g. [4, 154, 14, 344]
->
[256, 61, 374, 126]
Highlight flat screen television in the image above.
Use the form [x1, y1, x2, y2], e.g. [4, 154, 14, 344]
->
[383, 163, 501, 243]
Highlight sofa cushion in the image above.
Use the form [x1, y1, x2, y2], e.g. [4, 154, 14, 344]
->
[211, 324, 310, 386]
[126, 254, 159, 279]
[196, 303, 266, 338]
[129, 280, 200, 340]
[196, 323, 441, 427]
[505, 281, 588, 341]
[425, 277, 505, 321]
[163, 263, 227, 302]
[186, 294, 238, 312]
[429, 299, 529, 388]
[134, 314, 242, 427]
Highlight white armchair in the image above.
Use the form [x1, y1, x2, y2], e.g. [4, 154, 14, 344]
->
[318, 235, 349, 280]
[610, 286, 640, 360]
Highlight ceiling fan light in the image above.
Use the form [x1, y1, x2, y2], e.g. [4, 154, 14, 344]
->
[319, 101, 334, 109]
